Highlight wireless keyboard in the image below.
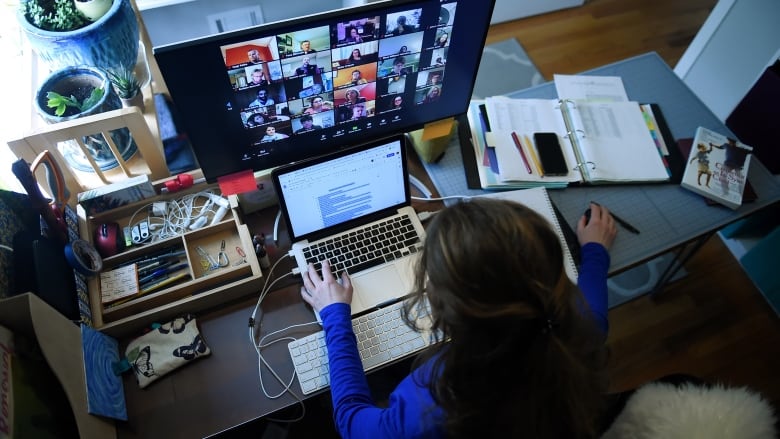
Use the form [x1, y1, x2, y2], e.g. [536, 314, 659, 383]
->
[288, 299, 434, 395]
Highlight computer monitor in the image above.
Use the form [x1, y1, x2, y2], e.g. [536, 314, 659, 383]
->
[154, 0, 495, 183]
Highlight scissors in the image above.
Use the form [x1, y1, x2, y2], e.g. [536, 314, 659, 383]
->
[12, 151, 70, 244]
[233, 246, 248, 266]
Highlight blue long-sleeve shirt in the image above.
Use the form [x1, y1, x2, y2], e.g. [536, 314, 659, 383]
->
[319, 242, 610, 438]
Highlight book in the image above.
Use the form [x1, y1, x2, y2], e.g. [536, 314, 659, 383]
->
[476, 187, 578, 283]
[677, 138, 757, 206]
[480, 97, 672, 185]
[681, 127, 753, 210]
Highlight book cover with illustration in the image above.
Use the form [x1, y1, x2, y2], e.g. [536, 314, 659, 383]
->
[681, 127, 753, 210]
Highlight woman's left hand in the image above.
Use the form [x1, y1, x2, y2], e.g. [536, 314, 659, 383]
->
[300, 259, 353, 312]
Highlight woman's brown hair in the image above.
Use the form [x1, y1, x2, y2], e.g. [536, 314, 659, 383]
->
[404, 198, 608, 438]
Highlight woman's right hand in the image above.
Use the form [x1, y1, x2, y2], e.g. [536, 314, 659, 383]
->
[576, 202, 617, 250]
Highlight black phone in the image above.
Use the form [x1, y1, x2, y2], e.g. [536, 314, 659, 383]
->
[534, 132, 569, 176]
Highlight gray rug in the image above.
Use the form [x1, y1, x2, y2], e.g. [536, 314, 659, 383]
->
[472, 39, 686, 308]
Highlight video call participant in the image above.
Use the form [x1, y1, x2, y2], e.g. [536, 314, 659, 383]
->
[391, 56, 412, 76]
[303, 95, 332, 114]
[260, 125, 288, 142]
[350, 70, 368, 86]
[344, 88, 366, 106]
[295, 57, 319, 76]
[344, 27, 363, 44]
[389, 95, 403, 110]
[350, 104, 366, 120]
[348, 48, 363, 64]
[245, 112, 266, 128]
[295, 114, 322, 134]
[391, 15, 415, 36]
[248, 49, 262, 64]
[300, 199, 616, 438]
[300, 40, 317, 54]
[426, 71, 442, 86]
[434, 32, 449, 48]
[249, 88, 275, 108]
[422, 85, 441, 104]
[248, 68, 269, 86]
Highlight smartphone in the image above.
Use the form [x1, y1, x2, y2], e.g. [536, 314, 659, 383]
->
[534, 132, 569, 176]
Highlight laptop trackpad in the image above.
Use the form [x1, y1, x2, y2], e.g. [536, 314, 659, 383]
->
[352, 266, 404, 310]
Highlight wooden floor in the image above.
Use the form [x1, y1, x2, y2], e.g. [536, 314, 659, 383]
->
[489, 0, 780, 408]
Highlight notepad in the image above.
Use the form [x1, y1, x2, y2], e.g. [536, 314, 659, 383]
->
[483, 97, 670, 184]
[476, 187, 578, 283]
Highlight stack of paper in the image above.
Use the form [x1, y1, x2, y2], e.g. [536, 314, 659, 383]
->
[465, 75, 679, 190]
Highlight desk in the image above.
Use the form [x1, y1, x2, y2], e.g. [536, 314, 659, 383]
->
[423, 52, 780, 276]
[117, 52, 780, 438]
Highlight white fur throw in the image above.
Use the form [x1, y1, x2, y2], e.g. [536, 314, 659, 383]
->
[602, 382, 777, 439]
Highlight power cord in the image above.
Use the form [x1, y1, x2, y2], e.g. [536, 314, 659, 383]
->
[248, 254, 320, 423]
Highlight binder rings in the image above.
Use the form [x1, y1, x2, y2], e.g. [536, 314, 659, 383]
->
[476, 97, 678, 186]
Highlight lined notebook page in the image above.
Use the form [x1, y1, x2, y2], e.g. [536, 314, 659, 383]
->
[476, 187, 578, 283]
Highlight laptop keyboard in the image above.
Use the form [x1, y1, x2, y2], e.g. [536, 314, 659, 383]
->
[288, 298, 434, 395]
[302, 214, 422, 278]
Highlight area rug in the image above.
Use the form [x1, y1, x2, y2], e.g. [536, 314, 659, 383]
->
[470, 38, 686, 309]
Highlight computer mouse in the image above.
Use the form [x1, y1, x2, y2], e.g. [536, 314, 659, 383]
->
[94, 222, 124, 257]
[583, 207, 592, 225]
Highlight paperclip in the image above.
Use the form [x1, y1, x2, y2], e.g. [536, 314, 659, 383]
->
[233, 246, 248, 266]
[196, 245, 219, 270]
[217, 240, 229, 267]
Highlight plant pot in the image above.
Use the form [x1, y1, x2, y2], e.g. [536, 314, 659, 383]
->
[121, 93, 145, 112]
[74, 0, 113, 21]
[36, 66, 138, 172]
[19, 0, 139, 71]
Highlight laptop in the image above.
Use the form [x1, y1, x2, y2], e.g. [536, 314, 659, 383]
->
[272, 134, 425, 316]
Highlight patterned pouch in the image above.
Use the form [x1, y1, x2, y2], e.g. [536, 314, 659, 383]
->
[124, 314, 210, 388]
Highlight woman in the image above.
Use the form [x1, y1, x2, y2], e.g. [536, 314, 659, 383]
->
[302, 199, 616, 438]
[348, 48, 363, 64]
[344, 88, 365, 105]
[260, 125, 288, 142]
[434, 32, 449, 48]
[423, 86, 441, 103]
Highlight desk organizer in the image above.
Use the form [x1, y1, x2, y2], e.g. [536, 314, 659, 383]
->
[78, 185, 263, 338]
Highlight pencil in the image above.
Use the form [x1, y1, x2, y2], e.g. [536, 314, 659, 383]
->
[523, 134, 544, 176]
[510, 131, 532, 174]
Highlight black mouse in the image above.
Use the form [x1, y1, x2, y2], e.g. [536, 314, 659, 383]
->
[583, 207, 592, 225]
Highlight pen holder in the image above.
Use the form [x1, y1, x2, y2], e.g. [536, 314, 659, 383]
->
[409, 119, 458, 163]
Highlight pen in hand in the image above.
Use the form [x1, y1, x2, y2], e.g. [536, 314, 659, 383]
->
[590, 201, 640, 234]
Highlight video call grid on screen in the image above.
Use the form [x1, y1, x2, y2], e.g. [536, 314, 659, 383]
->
[221, 3, 456, 143]
[154, 0, 491, 182]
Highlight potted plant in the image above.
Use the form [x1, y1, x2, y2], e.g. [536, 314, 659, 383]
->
[18, 0, 139, 72]
[107, 67, 144, 111]
[36, 66, 138, 172]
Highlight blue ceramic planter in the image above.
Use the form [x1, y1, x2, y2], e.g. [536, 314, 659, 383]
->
[19, 0, 139, 72]
[36, 66, 138, 172]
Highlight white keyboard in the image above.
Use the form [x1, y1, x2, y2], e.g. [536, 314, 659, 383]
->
[288, 299, 433, 395]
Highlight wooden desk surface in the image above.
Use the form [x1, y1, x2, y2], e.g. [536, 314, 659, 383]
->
[116, 143, 443, 438]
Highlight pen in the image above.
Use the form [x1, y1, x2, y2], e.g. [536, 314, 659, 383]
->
[138, 263, 188, 286]
[523, 134, 544, 176]
[590, 201, 640, 234]
[510, 131, 532, 174]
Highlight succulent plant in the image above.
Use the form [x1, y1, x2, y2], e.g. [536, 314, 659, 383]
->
[107, 67, 141, 99]
[23, 0, 90, 32]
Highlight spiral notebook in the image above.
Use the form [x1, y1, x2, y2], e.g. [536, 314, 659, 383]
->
[476, 187, 578, 282]
[482, 97, 672, 185]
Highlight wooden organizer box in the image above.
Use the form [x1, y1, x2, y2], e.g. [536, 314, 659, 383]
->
[78, 186, 263, 338]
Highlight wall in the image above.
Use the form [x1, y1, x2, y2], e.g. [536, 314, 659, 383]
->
[141, 0, 342, 47]
[674, 0, 780, 121]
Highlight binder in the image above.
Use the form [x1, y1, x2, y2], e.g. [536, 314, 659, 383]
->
[478, 97, 680, 186]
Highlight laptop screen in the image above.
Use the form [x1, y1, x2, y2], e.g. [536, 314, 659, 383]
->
[273, 135, 409, 241]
